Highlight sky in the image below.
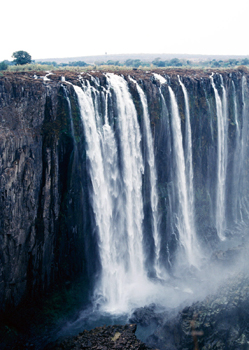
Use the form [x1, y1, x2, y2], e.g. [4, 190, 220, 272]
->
[1, 0, 249, 62]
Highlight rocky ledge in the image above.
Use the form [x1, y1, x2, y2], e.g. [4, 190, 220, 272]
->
[44, 324, 154, 350]
[144, 273, 249, 350]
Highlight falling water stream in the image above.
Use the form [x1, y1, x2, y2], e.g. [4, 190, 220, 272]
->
[178, 76, 196, 232]
[55, 72, 249, 343]
[74, 75, 173, 315]
[232, 81, 241, 223]
[168, 85, 200, 266]
[153, 73, 200, 267]
[129, 77, 162, 278]
[210, 74, 228, 240]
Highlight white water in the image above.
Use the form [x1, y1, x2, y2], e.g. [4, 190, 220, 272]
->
[105, 74, 145, 285]
[129, 77, 162, 278]
[75, 75, 172, 314]
[153, 73, 200, 267]
[153, 74, 176, 260]
[210, 74, 228, 240]
[61, 85, 76, 143]
[58, 73, 249, 342]
[241, 76, 248, 164]
[74, 83, 120, 310]
[178, 77, 196, 236]
[232, 81, 241, 223]
[74, 73, 244, 317]
[239, 76, 249, 221]
[168, 85, 199, 267]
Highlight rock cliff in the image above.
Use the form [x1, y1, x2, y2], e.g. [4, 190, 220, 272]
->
[1, 68, 249, 338]
[0, 72, 94, 315]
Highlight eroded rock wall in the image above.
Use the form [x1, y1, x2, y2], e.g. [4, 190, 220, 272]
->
[0, 73, 94, 312]
[0, 75, 53, 309]
[1, 69, 249, 315]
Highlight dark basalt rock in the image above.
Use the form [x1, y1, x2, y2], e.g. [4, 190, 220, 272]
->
[1, 69, 249, 347]
[211, 245, 246, 265]
[146, 273, 249, 350]
[0, 72, 96, 317]
[44, 324, 155, 350]
[129, 304, 168, 327]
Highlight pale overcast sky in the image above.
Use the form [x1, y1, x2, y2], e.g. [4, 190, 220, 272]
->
[1, 0, 249, 62]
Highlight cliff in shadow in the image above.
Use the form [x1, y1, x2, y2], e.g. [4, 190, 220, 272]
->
[1, 69, 249, 348]
[0, 72, 98, 319]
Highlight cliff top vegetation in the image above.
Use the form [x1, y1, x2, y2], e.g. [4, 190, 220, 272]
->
[1, 54, 249, 74]
[1, 66, 248, 88]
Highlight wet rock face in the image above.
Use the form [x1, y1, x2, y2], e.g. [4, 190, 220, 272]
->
[129, 304, 168, 327]
[45, 324, 154, 350]
[0, 73, 92, 313]
[0, 75, 55, 309]
[0, 68, 248, 318]
[146, 273, 249, 350]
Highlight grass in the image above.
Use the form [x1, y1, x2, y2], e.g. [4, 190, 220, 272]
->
[5, 63, 249, 74]
[7, 63, 55, 71]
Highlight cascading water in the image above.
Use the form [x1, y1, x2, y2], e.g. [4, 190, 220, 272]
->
[178, 76, 196, 232]
[168, 85, 200, 267]
[75, 79, 133, 312]
[61, 84, 76, 143]
[210, 74, 228, 240]
[232, 80, 241, 223]
[55, 71, 249, 344]
[239, 75, 249, 221]
[72, 72, 248, 313]
[3, 66, 249, 350]
[74, 74, 171, 314]
[129, 77, 162, 278]
[153, 74, 176, 267]
[153, 73, 200, 267]
[74, 82, 120, 310]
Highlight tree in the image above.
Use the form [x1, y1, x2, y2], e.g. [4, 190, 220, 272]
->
[125, 59, 134, 66]
[12, 51, 31, 65]
[124, 59, 141, 67]
[169, 58, 183, 67]
[69, 61, 88, 67]
[152, 58, 166, 67]
[211, 60, 221, 68]
[228, 59, 238, 67]
[0, 61, 8, 70]
[106, 60, 120, 66]
[241, 58, 249, 65]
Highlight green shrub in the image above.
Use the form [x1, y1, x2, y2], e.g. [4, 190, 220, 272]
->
[0, 61, 8, 70]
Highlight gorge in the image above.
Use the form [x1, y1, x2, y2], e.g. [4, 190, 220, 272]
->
[1, 68, 249, 349]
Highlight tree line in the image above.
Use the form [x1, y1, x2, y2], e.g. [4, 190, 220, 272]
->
[1, 51, 249, 71]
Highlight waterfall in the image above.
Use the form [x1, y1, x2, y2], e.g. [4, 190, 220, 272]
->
[61, 85, 76, 143]
[129, 77, 162, 278]
[232, 81, 241, 223]
[153, 73, 199, 267]
[239, 76, 249, 221]
[71, 71, 249, 318]
[168, 85, 199, 267]
[241, 76, 248, 165]
[74, 82, 120, 310]
[153, 74, 176, 267]
[74, 74, 166, 313]
[210, 74, 228, 240]
[105, 73, 145, 281]
[178, 77, 196, 237]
